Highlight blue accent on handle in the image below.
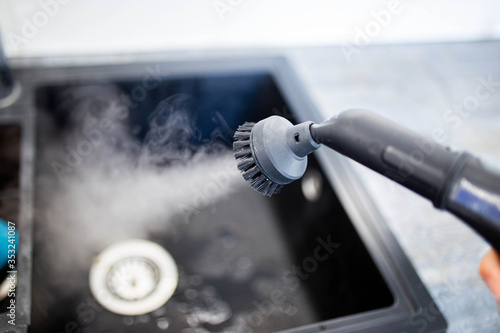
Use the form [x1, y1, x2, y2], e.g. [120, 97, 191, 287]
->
[455, 187, 500, 223]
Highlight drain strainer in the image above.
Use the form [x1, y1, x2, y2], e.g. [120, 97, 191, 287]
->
[89, 239, 178, 316]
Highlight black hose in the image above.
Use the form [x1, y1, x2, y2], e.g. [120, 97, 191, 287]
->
[310, 109, 500, 252]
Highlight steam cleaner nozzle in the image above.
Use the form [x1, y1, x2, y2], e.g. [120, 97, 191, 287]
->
[233, 116, 319, 196]
[233, 109, 500, 253]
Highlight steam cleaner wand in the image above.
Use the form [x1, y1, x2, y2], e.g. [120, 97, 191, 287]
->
[233, 109, 500, 252]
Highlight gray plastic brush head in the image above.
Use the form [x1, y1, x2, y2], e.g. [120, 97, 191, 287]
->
[233, 116, 320, 197]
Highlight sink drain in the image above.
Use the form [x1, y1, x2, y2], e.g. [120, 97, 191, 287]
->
[89, 239, 178, 316]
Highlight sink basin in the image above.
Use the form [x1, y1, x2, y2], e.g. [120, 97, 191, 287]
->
[0, 56, 447, 332]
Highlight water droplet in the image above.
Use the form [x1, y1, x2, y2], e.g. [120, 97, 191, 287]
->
[139, 314, 150, 323]
[157, 317, 170, 330]
[186, 314, 199, 327]
[190, 299, 232, 325]
[185, 288, 198, 300]
[220, 231, 236, 249]
[301, 169, 323, 202]
[123, 316, 134, 326]
[237, 256, 252, 270]
[176, 302, 189, 313]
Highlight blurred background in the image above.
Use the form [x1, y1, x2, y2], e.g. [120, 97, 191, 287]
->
[0, 1, 500, 333]
[1, 0, 500, 57]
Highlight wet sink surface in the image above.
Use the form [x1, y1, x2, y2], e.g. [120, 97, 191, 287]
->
[31, 72, 394, 332]
[0, 56, 444, 333]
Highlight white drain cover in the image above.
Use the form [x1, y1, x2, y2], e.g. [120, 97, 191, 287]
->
[89, 239, 178, 316]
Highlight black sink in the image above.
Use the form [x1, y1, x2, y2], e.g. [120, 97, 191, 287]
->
[0, 56, 447, 333]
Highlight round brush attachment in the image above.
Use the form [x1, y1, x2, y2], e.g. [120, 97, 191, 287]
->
[233, 116, 319, 197]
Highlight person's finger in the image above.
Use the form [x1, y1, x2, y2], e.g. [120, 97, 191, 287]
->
[480, 248, 500, 301]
